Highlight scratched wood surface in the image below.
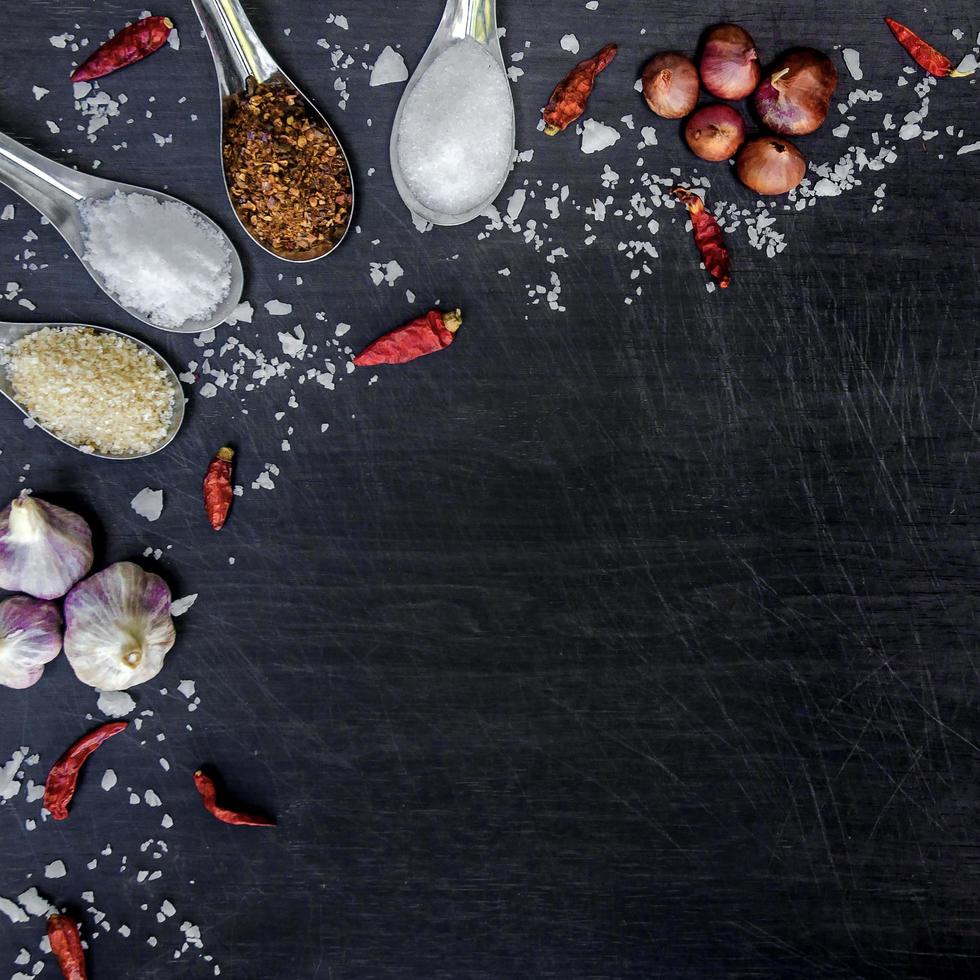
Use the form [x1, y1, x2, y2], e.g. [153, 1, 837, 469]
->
[0, 1, 978, 977]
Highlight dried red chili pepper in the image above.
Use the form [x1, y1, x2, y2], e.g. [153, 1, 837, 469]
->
[543, 44, 618, 135]
[884, 18, 974, 78]
[194, 769, 275, 827]
[70, 16, 174, 83]
[671, 188, 731, 289]
[43, 722, 128, 821]
[48, 915, 87, 980]
[353, 309, 462, 367]
[203, 446, 235, 531]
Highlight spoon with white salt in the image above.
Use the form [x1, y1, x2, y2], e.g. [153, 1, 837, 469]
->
[390, 0, 516, 226]
[0, 132, 244, 334]
[0, 322, 185, 461]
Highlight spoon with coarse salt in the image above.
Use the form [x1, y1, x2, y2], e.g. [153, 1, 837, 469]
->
[0, 321, 185, 461]
[390, 0, 515, 226]
[191, 0, 355, 262]
[0, 131, 243, 334]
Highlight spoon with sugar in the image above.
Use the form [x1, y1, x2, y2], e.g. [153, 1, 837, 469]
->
[390, 0, 515, 226]
[0, 131, 243, 334]
[0, 322, 185, 461]
[191, 0, 355, 262]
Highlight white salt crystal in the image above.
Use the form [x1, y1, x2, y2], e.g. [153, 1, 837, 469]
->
[0, 205, 14, 220]
[264, 299, 292, 316]
[0, 897, 28, 923]
[369, 260, 404, 286]
[506, 188, 527, 221]
[170, 594, 198, 617]
[32, 87, 49, 101]
[396, 38, 513, 216]
[958, 141, 980, 155]
[833, 123, 850, 137]
[79, 191, 233, 330]
[17, 888, 55, 917]
[560, 34, 580, 54]
[131, 488, 163, 522]
[98, 690, 136, 717]
[899, 122, 921, 140]
[813, 178, 842, 197]
[580, 119, 620, 154]
[225, 301, 253, 325]
[842, 49, 863, 80]
[177, 679, 196, 699]
[955, 54, 978, 75]
[335, 322, 351, 336]
[102, 769, 117, 791]
[144, 790, 162, 807]
[44, 860, 67, 879]
[369, 46, 408, 86]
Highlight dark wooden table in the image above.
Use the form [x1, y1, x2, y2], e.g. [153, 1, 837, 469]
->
[1, 2, 977, 977]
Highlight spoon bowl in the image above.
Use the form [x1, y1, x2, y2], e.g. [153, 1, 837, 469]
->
[0, 321, 185, 461]
[191, 0, 355, 263]
[390, 0, 515, 227]
[0, 133, 243, 334]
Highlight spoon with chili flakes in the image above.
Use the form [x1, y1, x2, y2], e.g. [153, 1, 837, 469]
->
[192, 0, 355, 263]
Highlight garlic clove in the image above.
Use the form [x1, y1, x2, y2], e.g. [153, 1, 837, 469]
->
[0, 491, 94, 600]
[64, 561, 176, 692]
[0, 595, 63, 689]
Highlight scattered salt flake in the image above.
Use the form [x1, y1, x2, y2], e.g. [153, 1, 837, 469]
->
[560, 34, 580, 54]
[177, 679, 196, 699]
[161, 813, 174, 829]
[335, 322, 351, 337]
[369, 260, 404, 286]
[225, 301, 253, 325]
[17, 888, 55, 917]
[170, 594, 198, 617]
[101, 769, 117, 791]
[199, 382, 218, 398]
[0, 896, 28, 923]
[49, 34, 72, 48]
[168, 28, 180, 50]
[264, 299, 292, 316]
[333, 14, 349, 29]
[98, 690, 136, 718]
[131, 488, 163, 522]
[1, 205, 14, 220]
[639, 126, 657, 147]
[955, 54, 978, 75]
[957, 141, 980, 155]
[144, 790, 162, 807]
[580, 119, 620, 154]
[44, 860, 67, 880]
[369, 46, 408, 86]
[45, 121, 60, 134]
[32, 86, 50, 101]
[842, 49, 863, 81]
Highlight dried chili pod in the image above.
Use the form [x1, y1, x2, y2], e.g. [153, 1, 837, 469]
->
[884, 18, 974, 77]
[203, 447, 234, 531]
[70, 16, 174, 83]
[671, 188, 731, 289]
[542, 44, 618, 135]
[48, 914, 87, 980]
[43, 721, 128, 820]
[353, 309, 462, 367]
[194, 769, 275, 827]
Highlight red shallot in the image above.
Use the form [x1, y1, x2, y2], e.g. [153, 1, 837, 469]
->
[684, 104, 746, 162]
[641, 53, 699, 119]
[699, 24, 761, 100]
[736, 137, 807, 196]
[753, 48, 837, 136]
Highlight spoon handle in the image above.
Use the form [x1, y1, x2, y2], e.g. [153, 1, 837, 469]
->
[0, 132, 88, 229]
[440, 0, 497, 43]
[191, 0, 281, 97]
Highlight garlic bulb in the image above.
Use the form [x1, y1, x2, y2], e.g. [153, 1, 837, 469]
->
[0, 492, 93, 600]
[0, 595, 63, 689]
[64, 562, 176, 691]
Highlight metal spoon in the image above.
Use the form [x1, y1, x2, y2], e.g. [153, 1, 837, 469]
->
[390, 0, 515, 227]
[191, 0, 355, 263]
[0, 133, 243, 335]
[0, 321, 185, 461]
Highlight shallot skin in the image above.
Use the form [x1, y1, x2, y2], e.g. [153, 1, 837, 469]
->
[754, 48, 838, 136]
[736, 137, 808, 196]
[699, 24, 761, 100]
[641, 52, 700, 120]
[685, 104, 746, 162]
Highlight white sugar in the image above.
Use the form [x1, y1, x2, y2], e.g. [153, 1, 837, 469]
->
[396, 38, 513, 217]
[79, 191, 233, 330]
[370, 45, 408, 86]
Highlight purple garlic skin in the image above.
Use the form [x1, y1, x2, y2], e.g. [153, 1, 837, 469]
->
[64, 561, 175, 691]
[0, 595, 63, 689]
[0, 492, 94, 600]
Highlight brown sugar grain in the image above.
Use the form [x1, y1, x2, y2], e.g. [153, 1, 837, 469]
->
[222, 80, 352, 260]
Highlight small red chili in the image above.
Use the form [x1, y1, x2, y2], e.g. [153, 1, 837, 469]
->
[884, 18, 973, 78]
[671, 188, 731, 289]
[48, 914, 87, 980]
[43, 722, 128, 821]
[353, 309, 462, 367]
[543, 44, 618, 135]
[70, 16, 174, 83]
[194, 769, 275, 827]
[203, 446, 235, 531]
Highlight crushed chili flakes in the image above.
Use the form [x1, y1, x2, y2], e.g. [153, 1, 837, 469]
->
[222, 80, 353, 260]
